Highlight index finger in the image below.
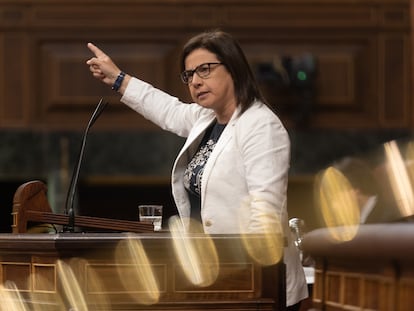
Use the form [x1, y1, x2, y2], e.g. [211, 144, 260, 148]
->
[87, 42, 106, 58]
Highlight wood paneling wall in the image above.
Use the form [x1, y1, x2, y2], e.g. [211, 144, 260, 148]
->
[0, 0, 411, 130]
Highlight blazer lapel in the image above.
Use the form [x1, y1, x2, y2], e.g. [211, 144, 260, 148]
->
[200, 107, 241, 203]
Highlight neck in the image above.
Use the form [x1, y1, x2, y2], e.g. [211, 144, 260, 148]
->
[215, 104, 237, 124]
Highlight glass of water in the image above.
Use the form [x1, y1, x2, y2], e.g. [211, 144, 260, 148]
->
[138, 205, 163, 231]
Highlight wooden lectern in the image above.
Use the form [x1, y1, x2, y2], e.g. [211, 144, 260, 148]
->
[11, 180, 154, 233]
[0, 181, 286, 310]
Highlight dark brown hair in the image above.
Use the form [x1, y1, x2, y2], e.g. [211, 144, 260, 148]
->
[180, 30, 267, 114]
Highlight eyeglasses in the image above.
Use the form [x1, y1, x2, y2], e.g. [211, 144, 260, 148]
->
[180, 62, 223, 84]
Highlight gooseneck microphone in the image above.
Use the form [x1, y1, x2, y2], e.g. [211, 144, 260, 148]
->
[63, 98, 108, 232]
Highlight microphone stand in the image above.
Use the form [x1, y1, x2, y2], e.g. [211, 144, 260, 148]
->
[63, 98, 108, 232]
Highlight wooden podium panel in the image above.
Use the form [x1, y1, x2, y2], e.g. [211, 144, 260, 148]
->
[0, 233, 285, 310]
[303, 223, 414, 311]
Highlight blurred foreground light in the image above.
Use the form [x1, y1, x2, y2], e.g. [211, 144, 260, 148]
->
[169, 216, 219, 287]
[240, 198, 284, 266]
[56, 259, 88, 311]
[78, 258, 110, 310]
[0, 281, 28, 311]
[384, 140, 414, 217]
[315, 167, 360, 241]
[29, 273, 65, 311]
[241, 231, 284, 266]
[115, 236, 160, 305]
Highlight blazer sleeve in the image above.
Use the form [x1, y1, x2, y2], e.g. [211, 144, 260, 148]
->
[235, 103, 290, 232]
[121, 77, 205, 137]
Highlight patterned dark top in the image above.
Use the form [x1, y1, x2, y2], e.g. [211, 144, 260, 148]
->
[184, 120, 227, 224]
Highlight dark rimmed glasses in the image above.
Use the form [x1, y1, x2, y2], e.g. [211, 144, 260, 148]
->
[180, 62, 223, 84]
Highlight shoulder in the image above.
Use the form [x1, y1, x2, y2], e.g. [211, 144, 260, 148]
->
[236, 101, 287, 133]
[232, 101, 290, 147]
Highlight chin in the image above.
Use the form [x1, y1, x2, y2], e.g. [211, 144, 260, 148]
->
[196, 101, 212, 109]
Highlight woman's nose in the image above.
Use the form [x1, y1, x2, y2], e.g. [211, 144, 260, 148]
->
[190, 73, 202, 86]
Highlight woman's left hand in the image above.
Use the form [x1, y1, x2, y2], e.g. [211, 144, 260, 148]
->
[86, 43, 122, 87]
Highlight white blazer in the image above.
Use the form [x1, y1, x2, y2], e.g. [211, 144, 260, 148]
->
[121, 77, 308, 306]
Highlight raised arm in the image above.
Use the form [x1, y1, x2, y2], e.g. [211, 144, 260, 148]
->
[86, 43, 131, 94]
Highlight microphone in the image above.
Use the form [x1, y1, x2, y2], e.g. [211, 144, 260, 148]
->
[63, 98, 108, 232]
[289, 217, 305, 251]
